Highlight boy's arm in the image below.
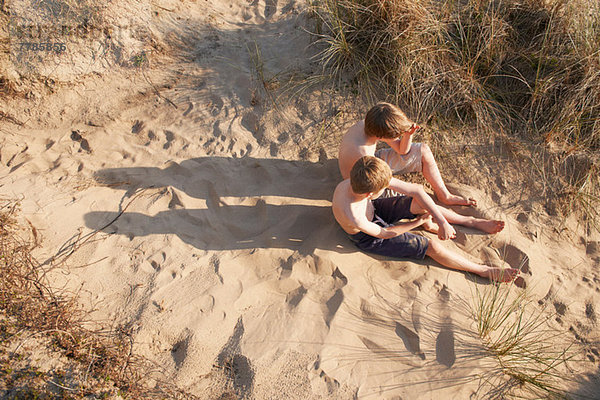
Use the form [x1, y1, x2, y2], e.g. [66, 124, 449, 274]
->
[381, 125, 420, 155]
[356, 214, 431, 239]
[381, 137, 411, 155]
[387, 178, 456, 240]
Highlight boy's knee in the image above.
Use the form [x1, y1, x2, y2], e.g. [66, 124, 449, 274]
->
[425, 238, 439, 256]
[421, 143, 433, 159]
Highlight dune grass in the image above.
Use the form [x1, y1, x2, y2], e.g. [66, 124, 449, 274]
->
[308, 0, 600, 228]
[470, 281, 580, 399]
[309, 0, 600, 142]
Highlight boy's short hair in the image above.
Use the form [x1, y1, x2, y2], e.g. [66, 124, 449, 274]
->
[364, 102, 413, 139]
[350, 156, 392, 194]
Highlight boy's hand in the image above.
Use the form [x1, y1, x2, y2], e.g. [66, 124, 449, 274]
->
[405, 124, 421, 136]
[437, 221, 456, 240]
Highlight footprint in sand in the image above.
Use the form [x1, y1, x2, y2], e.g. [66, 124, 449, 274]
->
[585, 241, 600, 263]
[212, 120, 222, 138]
[553, 300, 567, 316]
[241, 112, 264, 144]
[285, 285, 307, 308]
[183, 102, 194, 117]
[131, 120, 145, 134]
[279, 255, 294, 279]
[483, 242, 530, 287]
[145, 129, 158, 146]
[394, 322, 425, 360]
[210, 254, 224, 284]
[215, 318, 255, 399]
[585, 301, 597, 323]
[434, 284, 456, 367]
[435, 327, 455, 367]
[313, 366, 340, 393]
[71, 130, 91, 153]
[359, 298, 392, 328]
[163, 130, 175, 149]
[325, 289, 343, 327]
[497, 243, 531, 274]
[358, 335, 424, 367]
[171, 329, 193, 368]
[208, 94, 224, 116]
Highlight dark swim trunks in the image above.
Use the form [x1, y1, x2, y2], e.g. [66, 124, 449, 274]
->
[347, 195, 429, 260]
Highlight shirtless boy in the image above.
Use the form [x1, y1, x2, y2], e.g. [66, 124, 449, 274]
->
[332, 156, 519, 282]
[338, 102, 476, 207]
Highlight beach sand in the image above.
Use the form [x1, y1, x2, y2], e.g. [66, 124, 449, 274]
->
[1, 0, 599, 398]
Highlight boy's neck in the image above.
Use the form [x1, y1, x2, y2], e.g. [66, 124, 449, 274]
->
[350, 190, 369, 202]
[364, 134, 379, 146]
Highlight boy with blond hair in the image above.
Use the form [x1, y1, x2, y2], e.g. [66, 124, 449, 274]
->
[332, 156, 518, 282]
[338, 102, 476, 206]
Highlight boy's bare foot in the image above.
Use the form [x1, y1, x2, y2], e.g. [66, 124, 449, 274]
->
[473, 219, 505, 234]
[421, 219, 439, 234]
[438, 194, 477, 207]
[481, 266, 519, 282]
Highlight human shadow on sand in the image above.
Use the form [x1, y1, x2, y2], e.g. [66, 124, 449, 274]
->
[86, 156, 353, 255]
[93, 156, 340, 201]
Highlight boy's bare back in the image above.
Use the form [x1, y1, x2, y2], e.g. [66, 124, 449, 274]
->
[338, 121, 378, 179]
[331, 180, 374, 235]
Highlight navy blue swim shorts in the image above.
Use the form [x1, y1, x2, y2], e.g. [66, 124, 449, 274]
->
[347, 195, 429, 260]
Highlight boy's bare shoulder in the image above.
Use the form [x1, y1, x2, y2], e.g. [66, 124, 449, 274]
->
[332, 180, 364, 234]
[332, 179, 351, 204]
[339, 120, 370, 179]
[344, 120, 365, 141]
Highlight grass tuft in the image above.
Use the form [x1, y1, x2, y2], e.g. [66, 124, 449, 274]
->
[471, 282, 580, 399]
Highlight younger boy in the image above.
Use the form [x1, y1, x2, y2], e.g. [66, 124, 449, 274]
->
[332, 156, 519, 282]
[338, 102, 476, 207]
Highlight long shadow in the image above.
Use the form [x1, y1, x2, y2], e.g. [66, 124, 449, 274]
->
[93, 156, 341, 200]
[87, 156, 353, 255]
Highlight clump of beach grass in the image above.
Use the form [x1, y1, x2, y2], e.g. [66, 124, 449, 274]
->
[309, 0, 600, 142]
[470, 281, 580, 399]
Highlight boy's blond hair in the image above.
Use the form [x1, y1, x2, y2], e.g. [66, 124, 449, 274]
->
[350, 156, 392, 194]
[364, 102, 413, 139]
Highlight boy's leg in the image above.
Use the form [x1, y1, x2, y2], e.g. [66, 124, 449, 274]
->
[426, 239, 519, 282]
[420, 143, 477, 207]
[409, 197, 504, 234]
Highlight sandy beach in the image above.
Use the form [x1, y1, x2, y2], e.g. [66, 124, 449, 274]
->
[1, 0, 599, 398]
